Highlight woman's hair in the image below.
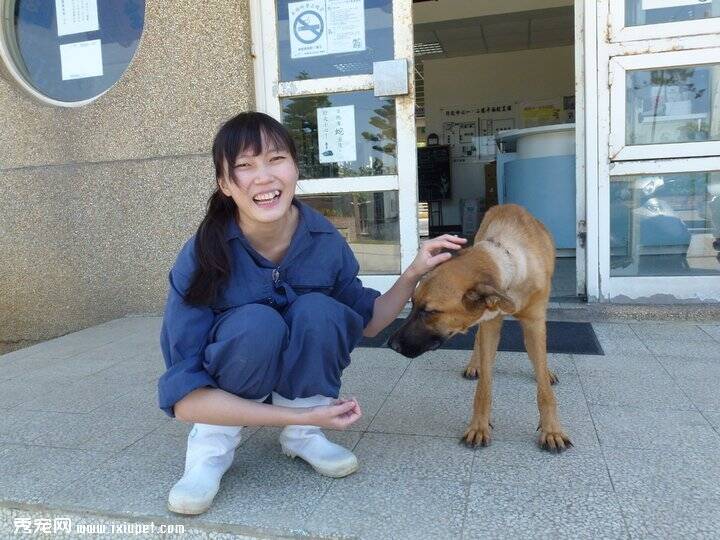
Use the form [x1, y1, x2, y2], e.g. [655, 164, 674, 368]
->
[183, 111, 298, 306]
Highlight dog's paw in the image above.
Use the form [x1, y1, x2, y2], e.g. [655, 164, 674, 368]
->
[537, 425, 572, 453]
[462, 365, 480, 379]
[548, 369, 559, 385]
[461, 422, 493, 448]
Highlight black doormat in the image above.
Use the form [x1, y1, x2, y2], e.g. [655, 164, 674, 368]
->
[359, 319, 604, 355]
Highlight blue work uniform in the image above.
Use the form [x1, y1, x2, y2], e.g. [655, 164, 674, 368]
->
[157, 198, 381, 418]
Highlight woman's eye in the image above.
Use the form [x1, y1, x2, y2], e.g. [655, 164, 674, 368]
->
[270, 155, 285, 162]
[234, 163, 250, 169]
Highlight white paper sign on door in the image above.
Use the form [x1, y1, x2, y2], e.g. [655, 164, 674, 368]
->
[289, 0, 366, 59]
[59, 39, 103, 80]
[55, 0, 99, 37]
[642, 0, 707, 10]
[326, 0, 365, 54]
[317, 105, 357, 163]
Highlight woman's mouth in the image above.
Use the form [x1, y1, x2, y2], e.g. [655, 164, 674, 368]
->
[252, 190, 281, 207]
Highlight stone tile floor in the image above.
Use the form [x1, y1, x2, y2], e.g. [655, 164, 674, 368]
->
[1, 316, 719, 539]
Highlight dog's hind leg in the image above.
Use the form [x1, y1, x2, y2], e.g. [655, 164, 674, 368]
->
[462, 315, 503, 448]
[519, 316, 572, 453]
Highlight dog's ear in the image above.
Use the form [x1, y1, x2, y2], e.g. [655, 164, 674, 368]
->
[462, 282, 516, 313]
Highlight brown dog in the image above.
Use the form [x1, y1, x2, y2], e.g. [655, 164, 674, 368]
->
[388, 204, 572, 452]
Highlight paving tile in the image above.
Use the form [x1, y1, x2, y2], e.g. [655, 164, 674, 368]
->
[590, 405, 720, 450]
[407, 350, 576, 380]
[340, 364, 406, 396]
[368, 393, 472, 438]
[305, 475, 466, 540]
[368, 392, 597, 448]
[48, 447, 182, 518]
[0, 443, 113, 504]
[699, 324, 720, 342]
[28, 404, 166, 453]
[704, 411, 720, 433]
[198, 428, 359, 532]
[630, 322, 715, 343]
[351, 346, 411, 370]
[573, 352, 659, 376]
[603, 446, 720, 494]
[616, 490, 720, 540]
[0, 409, 85, 445]
[352, 432, 475, 482]
[592, 338, 650, 355]
[656, 355, 720, 411]
[15, 361, 155, 413]
[464, 483, 628, 540]
[644, 339, 720, 360]
[471, 442, 611, 490]
[591, 323, 637, 341]
[576, 356, 694, 411]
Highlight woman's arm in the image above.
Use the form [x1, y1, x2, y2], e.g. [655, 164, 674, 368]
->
[363, 234, 467, 337]
[174, 387, 361, 429]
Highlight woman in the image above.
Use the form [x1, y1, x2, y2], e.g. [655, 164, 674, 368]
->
[158, 111, 466, 515]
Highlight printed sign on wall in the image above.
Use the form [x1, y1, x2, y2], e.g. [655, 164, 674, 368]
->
[317, 105, 357, 163]
[55, 0, 99, 37]
[289, 0, 365, 59]
[59, 39, 103, 80]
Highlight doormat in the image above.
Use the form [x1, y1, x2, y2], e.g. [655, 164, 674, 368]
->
[359, 319, 604, 355]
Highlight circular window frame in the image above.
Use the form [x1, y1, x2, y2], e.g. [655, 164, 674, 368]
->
[0, 1, 143, 107]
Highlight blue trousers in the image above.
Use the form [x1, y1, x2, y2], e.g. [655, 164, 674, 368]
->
[202, 293, 365, 400]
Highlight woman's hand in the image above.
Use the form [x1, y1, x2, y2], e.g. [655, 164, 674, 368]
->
[303, 398, 362, 430]
[406, 234, 468, 281]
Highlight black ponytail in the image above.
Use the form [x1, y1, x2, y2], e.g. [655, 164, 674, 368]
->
[183, 111, 298, 306]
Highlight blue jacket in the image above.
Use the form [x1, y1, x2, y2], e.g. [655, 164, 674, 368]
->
[157, 199, 381, 417]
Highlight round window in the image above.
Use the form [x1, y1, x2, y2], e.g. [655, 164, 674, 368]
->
[0, 0, 145, 106]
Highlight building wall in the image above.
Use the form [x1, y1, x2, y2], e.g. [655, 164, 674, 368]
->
[423, 45, 575, 225]
[0, 0, 255, 342]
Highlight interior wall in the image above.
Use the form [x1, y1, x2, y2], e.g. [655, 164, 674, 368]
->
[422, 45, 574, 225]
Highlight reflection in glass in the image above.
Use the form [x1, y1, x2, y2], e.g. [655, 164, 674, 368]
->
[610, 172, 720, 276]
[625, 0, 719, 27]
[281, 91, 397, 179]
[276, 0, 393, 82]
[626, 65, 720, 145]
[298, 191, 400, 274]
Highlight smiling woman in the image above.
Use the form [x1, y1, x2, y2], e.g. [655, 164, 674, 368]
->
[0, 0, 145, 106]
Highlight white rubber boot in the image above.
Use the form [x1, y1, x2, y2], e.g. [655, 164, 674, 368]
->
[167, 423, 242, 515]
[272, 392, 359, 478]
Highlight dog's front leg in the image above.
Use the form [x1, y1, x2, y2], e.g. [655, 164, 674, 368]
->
[520, 317, 572, 453]
[463, 316, 502, 448]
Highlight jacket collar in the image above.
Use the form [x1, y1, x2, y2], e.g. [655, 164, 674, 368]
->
[224, 197, 335, 241]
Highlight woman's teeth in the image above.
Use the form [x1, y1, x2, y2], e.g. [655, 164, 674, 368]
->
[253, 190, 280, 203]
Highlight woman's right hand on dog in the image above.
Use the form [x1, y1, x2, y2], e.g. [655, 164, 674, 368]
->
[304, 398, 362, 429]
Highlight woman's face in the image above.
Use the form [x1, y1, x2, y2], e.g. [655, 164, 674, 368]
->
[219, 138, 298, 226]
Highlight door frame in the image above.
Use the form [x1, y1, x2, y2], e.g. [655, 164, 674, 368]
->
[596, 0, 720, 302]
[249, 0, 418, 293]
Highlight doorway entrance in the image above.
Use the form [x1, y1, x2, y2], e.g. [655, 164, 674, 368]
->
[413, 1, 582, 300]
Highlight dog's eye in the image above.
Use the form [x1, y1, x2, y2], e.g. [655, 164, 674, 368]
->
[421, 309, 439, 316]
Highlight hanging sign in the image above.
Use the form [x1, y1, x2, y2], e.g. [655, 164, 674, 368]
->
[289, 0, 365, 59]
[317, 105, 357, 163]
[55, 0, 99, 37]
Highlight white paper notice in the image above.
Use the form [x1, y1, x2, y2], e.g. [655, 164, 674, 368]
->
[55, 0, 99, 37]
[642, 0, 706, 10]
[59, 39, 103, 80]
[317, 105, 357, 163]
[289, 0, 366, 59]
[290, 1, 328, 59]
[326, 0, 365, 54]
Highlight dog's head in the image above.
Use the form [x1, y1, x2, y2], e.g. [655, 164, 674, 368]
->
[387, 250, 515, 358]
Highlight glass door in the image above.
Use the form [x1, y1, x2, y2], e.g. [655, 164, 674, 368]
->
[252, 0, 417, 292]
[597, 0, 720, 301]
